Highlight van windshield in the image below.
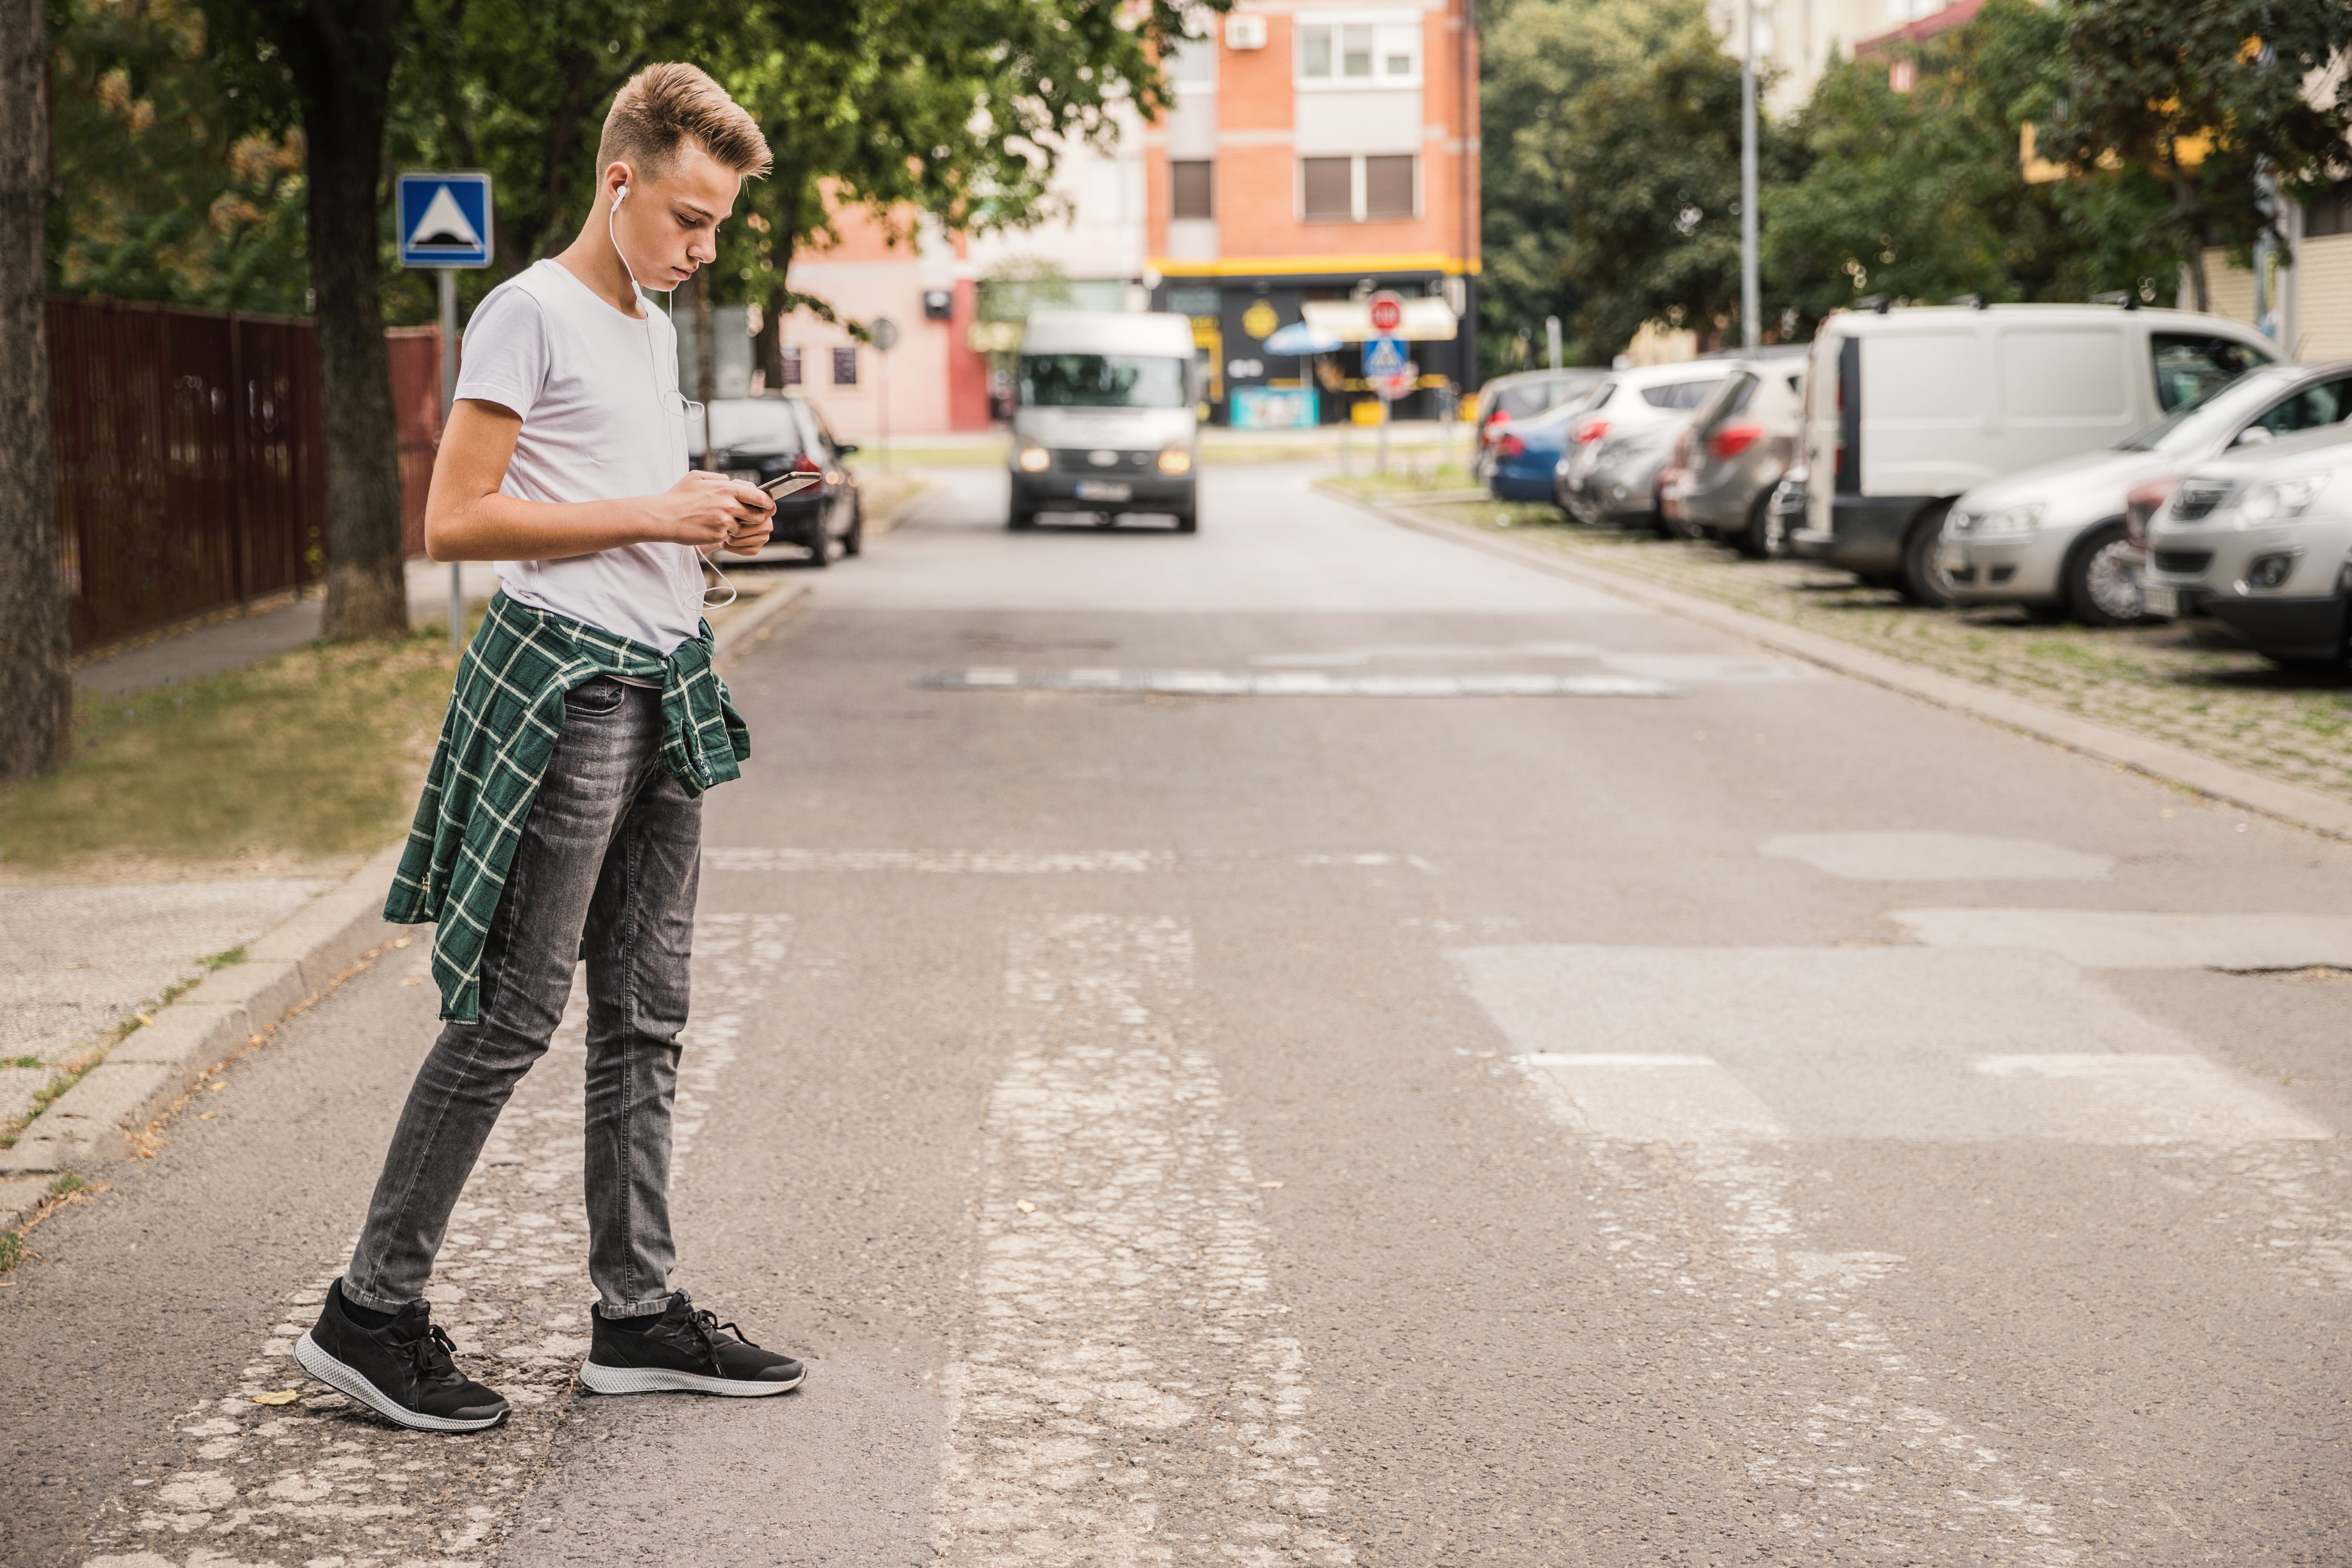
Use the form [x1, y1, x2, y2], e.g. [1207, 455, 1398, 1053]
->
[1020, 354, 1190, 409]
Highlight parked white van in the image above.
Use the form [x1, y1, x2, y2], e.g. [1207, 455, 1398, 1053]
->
[1791, 302, 2279, 602]
[1008, 311, 1201, 532]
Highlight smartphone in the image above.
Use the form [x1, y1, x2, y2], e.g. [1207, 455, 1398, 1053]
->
[761, 473, 822, 500]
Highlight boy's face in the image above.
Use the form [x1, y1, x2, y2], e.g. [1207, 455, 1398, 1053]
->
[613, 141, 740, 290]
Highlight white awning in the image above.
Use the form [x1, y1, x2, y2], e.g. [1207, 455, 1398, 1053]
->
[1299, 297, 1460, 343]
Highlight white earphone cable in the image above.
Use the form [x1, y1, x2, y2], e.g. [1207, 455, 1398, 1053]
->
[609, 183, 735, 616]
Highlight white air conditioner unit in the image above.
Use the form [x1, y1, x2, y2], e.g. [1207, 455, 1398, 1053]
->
[1225, 13, 1267, 49]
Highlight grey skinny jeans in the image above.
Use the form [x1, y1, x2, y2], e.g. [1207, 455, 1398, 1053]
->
[344, 677, 700, 1318]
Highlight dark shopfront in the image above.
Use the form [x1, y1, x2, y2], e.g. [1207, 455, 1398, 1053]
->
[1152, 271, 1478, 428]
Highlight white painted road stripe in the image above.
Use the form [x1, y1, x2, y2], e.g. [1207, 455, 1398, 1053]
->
[922, 667, 1680, 697]
[930, 915, 1351, 1566]
[1762, 832, 2114, 882]
[1893, 908, 2352, 970]
[1517, 1052, 1788, 1142]
[1973, 1054, 2329, 1143]
[704, 847, 1179, 874]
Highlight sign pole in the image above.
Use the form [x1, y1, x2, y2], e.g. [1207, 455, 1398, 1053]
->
[439, 267, 463, 652]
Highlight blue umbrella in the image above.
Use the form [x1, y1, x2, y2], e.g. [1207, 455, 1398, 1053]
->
[1264, 321, 1343, 355]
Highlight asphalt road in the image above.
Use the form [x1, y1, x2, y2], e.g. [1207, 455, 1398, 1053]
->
[6, 464, 2350, 1567]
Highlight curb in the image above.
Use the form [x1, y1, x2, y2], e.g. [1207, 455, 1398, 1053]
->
[1, 486, 906, 1229]
[1345, 490, 2352, 845]
[0, 841, 410, 1200]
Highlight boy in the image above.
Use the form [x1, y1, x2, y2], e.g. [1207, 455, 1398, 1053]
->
[296, 64, 795, 1431]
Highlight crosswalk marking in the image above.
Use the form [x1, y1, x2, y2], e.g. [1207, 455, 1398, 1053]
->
[1518, 1051, 1787, 1141]
[1762, 832, 2114, 882]
[1893, 907, 2352, 969]
[1456, 945, 2329, 1145]
[931, 915, 1350, 1566]
[922, 667, 1679, 697]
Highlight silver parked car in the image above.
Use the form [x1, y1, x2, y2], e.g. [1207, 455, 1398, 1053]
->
[2142, 423, 2352, 666]
[1943, 360, 2352, 624]
[1556, 363, 1729, 530]
[1662, 351, 1807, 557]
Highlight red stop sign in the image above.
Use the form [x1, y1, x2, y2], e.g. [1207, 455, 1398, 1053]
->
[1367, 292, 1404, 333]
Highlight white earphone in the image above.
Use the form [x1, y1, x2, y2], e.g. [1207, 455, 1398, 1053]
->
[608, 175, 735, 615]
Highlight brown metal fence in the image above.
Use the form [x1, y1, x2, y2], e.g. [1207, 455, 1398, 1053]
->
[49, 296, 327, 651]
[386, 326, 445, 558]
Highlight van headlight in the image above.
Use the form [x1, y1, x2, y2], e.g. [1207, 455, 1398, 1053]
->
[1157, 449, 1193, 474]
[2236, 473, 2328, 526]
[1961, 502, 2043, 536]
[1017, 446, 1051, 473]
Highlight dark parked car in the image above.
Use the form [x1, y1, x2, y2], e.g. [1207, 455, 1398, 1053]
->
[1474, 367, 1606, 482]
[1485, 399, 1586, 503]
[690, 396, 864, 566]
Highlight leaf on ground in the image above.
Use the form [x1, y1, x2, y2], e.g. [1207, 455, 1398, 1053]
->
[1014, 1200, 1037, 1213]
[1255, 1180, 1286, 1189]
[249, 1389, 301, 1405]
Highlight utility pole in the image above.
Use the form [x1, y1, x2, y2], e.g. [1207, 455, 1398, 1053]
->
[1740, 0, 1761, 350]
[440, 268, 463, 651]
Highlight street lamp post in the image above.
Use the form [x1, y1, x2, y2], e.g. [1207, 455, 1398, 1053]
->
[1740, 0, 1760, 350]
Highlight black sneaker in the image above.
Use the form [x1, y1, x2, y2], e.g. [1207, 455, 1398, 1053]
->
[580, 1290, 805, 1397]
[294, 1279, 509, 1433]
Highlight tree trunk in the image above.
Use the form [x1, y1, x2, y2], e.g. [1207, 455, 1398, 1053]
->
[276, 0, 412, 639]
[0, 0, 74, 781]
[753, 163, 808, 391]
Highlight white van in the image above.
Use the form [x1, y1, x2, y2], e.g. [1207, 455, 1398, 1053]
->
[1791, 303, 2279, 601]
[1008, 311, 1201, 532]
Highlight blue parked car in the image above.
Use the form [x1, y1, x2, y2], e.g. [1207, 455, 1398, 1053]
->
[1485, 401, 1583, 503]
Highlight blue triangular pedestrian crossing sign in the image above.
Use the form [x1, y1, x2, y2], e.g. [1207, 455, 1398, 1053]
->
[397, 172, 493, 269]
[1362, 334, 1409, 378]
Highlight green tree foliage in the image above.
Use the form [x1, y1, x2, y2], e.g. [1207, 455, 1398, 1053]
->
[2028, 0, 2352, 310]
[1763, 0, 2174, 324]
[1478, 0, 1793, 365]
[46, 0, 308, 311]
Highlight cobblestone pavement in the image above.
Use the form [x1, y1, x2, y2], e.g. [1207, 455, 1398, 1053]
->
[1415, 496, 2352, 807]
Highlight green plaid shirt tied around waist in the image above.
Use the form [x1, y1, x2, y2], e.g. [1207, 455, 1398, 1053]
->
[386, 591, 750, 1023]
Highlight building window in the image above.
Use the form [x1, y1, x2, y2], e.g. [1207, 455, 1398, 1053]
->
[832, 346, 858, 386]
[2309, 178, 2352, 240]
[1172, 159, 1215, 221]
[1301, 154, 1418, 223]
[1364, 155, 1416, 220]
[781, 347, 803, 386]
[1297, 16, 1420, 87]
[1302, 157, 1354, 222]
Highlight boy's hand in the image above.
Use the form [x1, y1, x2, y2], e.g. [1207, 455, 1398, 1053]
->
[652, 470, 775, 552]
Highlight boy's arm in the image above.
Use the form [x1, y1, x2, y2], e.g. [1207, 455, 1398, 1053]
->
[423, 398, 775, 563]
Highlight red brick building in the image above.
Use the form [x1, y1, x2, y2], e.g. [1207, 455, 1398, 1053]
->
[1144, 1, 1481, 423]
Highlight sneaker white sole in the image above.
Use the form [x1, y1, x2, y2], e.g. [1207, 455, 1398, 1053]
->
[578, 1359, 805, 1397]
[294, 1331, 507, 1433]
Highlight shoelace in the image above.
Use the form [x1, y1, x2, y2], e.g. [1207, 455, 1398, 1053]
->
[401, 1322, 464, 1385]
[681, 1306, 762, 1362]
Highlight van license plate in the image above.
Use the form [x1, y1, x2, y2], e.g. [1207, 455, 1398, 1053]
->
[2142, 583, 2177, 618]
[1075, 480, 1132, 502]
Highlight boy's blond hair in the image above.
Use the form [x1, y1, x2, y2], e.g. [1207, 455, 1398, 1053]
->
[596, 63, 771, 182]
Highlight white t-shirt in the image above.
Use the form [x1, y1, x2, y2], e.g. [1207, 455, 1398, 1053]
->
[455, 259, 703, 653]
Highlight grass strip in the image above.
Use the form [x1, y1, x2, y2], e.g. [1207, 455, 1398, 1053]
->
[0, 628, 461, 871]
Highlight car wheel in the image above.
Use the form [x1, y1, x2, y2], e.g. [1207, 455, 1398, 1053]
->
[803, 517, 832, 568]
[841, 496, 864, 557]
[1733, 486, 1778, 560]
[1898, 503, 1956, 607]
[2065, 520, 2143, 627]
[1008, 506, 1035, 531]
[1172, 508, 1198, 533]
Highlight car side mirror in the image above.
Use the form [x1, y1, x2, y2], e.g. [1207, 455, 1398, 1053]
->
[834, 442, 859, 456]
[2233, 425, 2275, 448]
